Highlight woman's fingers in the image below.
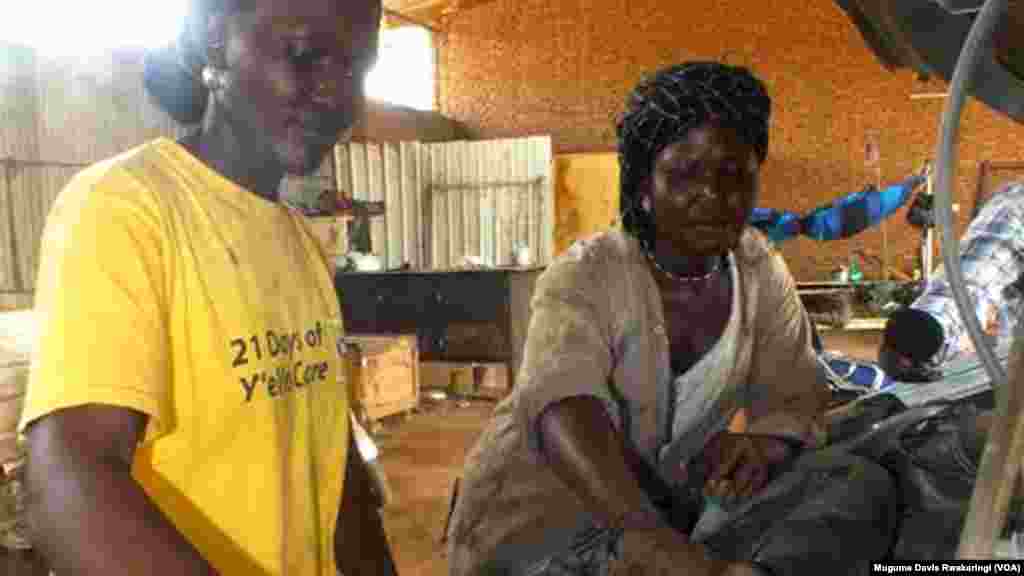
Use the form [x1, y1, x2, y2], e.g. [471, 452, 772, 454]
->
[704, 437, 743, 501]
[711, 438, 771, 503]
[732, 459, 758, 498]
[704, 478, 732, 502]
[734, 459, 769, 500]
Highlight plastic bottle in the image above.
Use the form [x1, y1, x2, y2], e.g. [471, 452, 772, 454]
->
[849, 256, 864, 283]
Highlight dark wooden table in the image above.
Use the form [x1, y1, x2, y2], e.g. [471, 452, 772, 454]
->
[335, 267, 543, 383]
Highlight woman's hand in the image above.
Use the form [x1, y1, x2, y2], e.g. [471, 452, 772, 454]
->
[701, 432, 794, 505]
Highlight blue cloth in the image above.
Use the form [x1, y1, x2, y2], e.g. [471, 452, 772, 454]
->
[749, 208, 802, 244]
[819, 352, 894, 393]
[751, 174, 925, 244]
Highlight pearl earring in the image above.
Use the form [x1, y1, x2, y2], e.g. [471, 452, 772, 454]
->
[201, 65, 226, 92]
[642, 197, 652, 212]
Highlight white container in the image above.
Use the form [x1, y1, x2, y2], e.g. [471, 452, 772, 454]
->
[351, 253, 384, 271]
[514, 243, 532, 267]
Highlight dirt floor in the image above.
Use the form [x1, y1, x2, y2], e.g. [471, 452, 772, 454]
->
[819, 328, 883, 361]
[374, 328, 885, 576]
[0, 329, 884, 576]
[374, 399, 496, 576]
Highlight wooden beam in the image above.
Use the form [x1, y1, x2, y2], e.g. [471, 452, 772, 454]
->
[385, 0, 450, 14]
[383, 8, 442, 33]
[387, 0, 502, 20]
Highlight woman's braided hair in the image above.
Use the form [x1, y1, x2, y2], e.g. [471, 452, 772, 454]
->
[617, 61, 772, 253]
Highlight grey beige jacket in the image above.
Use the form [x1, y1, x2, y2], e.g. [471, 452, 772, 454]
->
[447, 228, 827, 575]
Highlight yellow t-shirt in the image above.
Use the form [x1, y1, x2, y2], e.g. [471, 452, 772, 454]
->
[19, 138, 349, 575]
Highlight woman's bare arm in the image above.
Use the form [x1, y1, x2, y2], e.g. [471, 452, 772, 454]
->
[539, 396, 659, 526]
[539, 396, 730, 574]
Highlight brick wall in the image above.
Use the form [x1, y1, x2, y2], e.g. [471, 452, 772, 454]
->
[437, 0, 1024, 280]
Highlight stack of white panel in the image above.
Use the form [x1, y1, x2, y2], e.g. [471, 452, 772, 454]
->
[0, 309, 32, 466]
[0, 308, 33, 550]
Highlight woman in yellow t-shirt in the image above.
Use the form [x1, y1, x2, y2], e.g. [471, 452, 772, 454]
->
[18, 0, 397, 575]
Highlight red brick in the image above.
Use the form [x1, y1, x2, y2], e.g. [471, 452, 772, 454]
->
[438, 0, 1024, 279]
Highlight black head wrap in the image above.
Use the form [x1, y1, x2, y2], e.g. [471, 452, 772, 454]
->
[142, 0, 246, 125]
[617, 61, 771, 252]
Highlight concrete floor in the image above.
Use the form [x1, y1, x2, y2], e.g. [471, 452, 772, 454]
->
[0, 329, 884, 576]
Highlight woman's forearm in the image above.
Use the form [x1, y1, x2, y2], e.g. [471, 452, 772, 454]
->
[538, 396, 660, 527]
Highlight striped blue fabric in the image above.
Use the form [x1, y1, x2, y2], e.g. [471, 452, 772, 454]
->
[750, 174, 925, 244]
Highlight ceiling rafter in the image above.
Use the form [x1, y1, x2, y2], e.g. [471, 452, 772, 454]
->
[382, 0, 502, 30]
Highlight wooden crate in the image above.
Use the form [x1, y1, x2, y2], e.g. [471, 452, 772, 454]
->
[342, 335, 419, 423]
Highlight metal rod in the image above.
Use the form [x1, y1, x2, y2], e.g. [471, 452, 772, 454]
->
[924, 179, 934, 280]
[935, 0, 1009, 395]
[2, 160, 24, 294]
[430, 177, 543, 192]
[285, 174, 337, 183]
[961, 321, 1024, 558]
[1, 157, 89, 169]
[878, 157, 889, 281]
[948, 0, 1015, 557]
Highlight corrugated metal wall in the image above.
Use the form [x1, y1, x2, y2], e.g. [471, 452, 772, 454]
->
[335, 137, 554, 270]
[0, 44, 337, 308]
[0, 42, 553, 307]
[0, 45, 187, 307]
